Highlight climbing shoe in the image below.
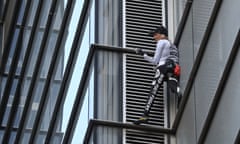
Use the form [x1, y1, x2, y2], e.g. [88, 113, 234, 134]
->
[133, 115, 149, 125]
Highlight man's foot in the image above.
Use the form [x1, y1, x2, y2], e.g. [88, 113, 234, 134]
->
[133, 115, 149, 125]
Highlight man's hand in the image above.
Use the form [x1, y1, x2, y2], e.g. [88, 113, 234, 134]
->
[135, 48, 144, 55]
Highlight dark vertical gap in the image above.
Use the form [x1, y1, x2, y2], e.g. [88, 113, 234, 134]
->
[0, 0, 9, 22]
[93, 2, 99, 143]
[166, 83, 171, 144]
[118, 3, 123, 144]
[0, 0, 22, 75]
[0, 0, 3, 111]
[165, 0, 168, 28]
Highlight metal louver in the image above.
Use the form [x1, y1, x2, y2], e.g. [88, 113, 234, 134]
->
[124, 0, 166, 143]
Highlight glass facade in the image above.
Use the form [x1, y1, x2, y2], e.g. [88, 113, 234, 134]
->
[61, 0, 95, 143]
[0, 0, 65, 143]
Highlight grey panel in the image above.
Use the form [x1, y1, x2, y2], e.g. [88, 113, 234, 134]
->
[192, 0, 215, 57]
[176, 90, 197, 144]
[205, 47, 240, 144]
[178, 9, 194, 92]
[175, 0, 188, 26]
[195, 0, 240, 139]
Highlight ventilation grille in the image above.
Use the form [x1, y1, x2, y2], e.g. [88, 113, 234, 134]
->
[124, 0, 166, 143]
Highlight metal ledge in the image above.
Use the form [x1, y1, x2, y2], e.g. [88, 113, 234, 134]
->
[83, 119, 174, 144]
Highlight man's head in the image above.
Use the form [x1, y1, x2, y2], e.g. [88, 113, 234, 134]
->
[150, 26, 168, 40]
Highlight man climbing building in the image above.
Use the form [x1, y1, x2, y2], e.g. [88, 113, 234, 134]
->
[134, 26, 181, 125]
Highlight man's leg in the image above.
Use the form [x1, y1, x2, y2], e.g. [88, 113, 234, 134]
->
[144, 70, 164, 116]
[134, 69, 164, 124]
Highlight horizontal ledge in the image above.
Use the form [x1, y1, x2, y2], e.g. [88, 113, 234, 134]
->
[83, 119, 174, 143]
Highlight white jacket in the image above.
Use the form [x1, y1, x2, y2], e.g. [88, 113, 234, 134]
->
[143, 39, 171, 66]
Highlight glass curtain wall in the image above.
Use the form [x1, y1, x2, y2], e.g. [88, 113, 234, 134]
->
[0, 0, 65, 143]
[64, 0, 122, 143]
[60, 0, 95, 143]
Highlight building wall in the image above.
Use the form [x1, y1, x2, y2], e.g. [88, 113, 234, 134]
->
[204, 46, 240, 144]
[174, 0, 240, 143]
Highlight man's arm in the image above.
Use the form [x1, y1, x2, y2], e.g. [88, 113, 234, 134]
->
[143, 40, 166, 65]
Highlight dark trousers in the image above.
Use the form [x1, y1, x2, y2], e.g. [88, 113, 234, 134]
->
[143, 61, 179, 116]
[143, 68, 164, 116]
